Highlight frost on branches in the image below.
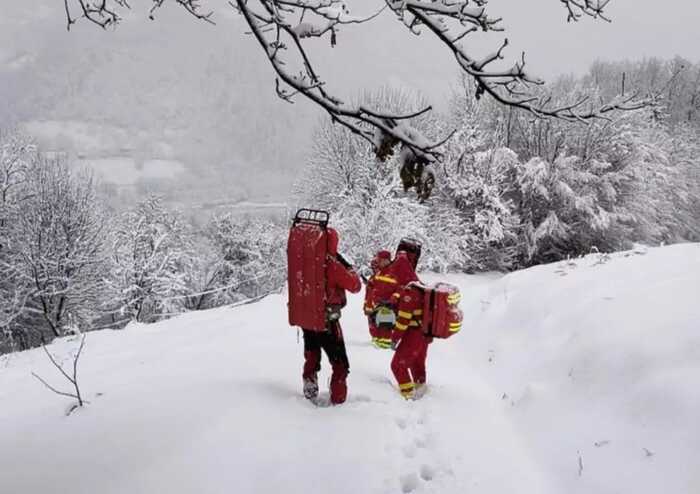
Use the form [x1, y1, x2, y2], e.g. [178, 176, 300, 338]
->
[293, 88, 435, 270]
[103, 199, 287, 324]
[1, 149, 107, 350]
[297, 82, 700, 273]
[58, 0, 654, 201]
[107, 196, 195, 323]
[0, 130, 36, 351]
[187, 214, 286, 311]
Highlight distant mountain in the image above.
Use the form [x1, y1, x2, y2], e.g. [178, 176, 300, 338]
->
[0, 4, 319, 205]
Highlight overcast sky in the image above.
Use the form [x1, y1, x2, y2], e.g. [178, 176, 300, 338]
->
[316, 0, 700, 102]
[4, 0, 697, 104]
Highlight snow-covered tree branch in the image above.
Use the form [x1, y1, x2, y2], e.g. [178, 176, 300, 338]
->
[59, 0, 654, 166]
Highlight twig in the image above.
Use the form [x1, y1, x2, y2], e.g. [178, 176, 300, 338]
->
[31, 334, 87, 410]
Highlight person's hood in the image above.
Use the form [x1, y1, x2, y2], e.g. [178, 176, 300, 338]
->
[376, 250, 391, 261]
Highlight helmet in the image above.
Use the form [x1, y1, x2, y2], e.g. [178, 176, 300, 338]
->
[372, 249, 392, 271]
[396, 238, 421, 269]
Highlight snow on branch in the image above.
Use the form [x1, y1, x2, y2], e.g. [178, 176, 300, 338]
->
[561, 0, 612, 22]
[60, 0, 654, 161]
[62, 0, 214, 30]
[396, 0, 654, 122]
[231, 0, 446, 164]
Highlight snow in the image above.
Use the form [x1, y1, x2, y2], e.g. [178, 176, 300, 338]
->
[1, 243, 699, 494]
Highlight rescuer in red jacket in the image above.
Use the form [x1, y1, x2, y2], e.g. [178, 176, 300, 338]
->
[302, 227, 361, 405]
[385, 242, 420, 314]
[390, 282, 432, 400]
[364, 250, 395, 349]
[364, 241, 421, 349]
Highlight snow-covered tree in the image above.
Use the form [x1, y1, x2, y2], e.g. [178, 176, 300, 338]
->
[107, 196, 194, 323]
[437, 148, 521, 270]
[187, 214, 286, 310]
[514, 155, 619, 264]
[449, 75, 700, 265]
[8, 156, 107, 345]
[616, 121, 700, 244]
[294, 88, 438, 270]
[0, 130, 36, 351]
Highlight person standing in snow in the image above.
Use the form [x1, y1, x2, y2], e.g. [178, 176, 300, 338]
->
[385, 239, 421, 309]
[302, 227, 361, 405]
[390, 281, 431, 400]
[364, 240, 421, 349]
[363, 250, 396, 349]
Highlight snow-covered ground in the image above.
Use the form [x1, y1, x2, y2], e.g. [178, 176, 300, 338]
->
[1, 243, 699, 494]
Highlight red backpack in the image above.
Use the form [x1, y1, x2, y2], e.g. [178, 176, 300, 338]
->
[420, 282, 463, 339]
[287, 209, 329, 331]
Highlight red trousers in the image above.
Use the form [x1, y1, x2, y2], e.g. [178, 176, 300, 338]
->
[302, 323, 349, 404]
[368, 317, 393, 347]
[391, 330, 429, 392]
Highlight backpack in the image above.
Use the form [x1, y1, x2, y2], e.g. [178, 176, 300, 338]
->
[287, 209, 329, 331]
[420, 282, 463, 339]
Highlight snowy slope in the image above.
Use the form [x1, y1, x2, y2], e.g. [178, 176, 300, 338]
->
[1, 243, 699, 494]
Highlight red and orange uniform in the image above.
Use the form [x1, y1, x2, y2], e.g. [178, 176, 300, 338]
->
[364, 251, 398, 348]
[365, 250, 419, 349]
[390, 283, 431, 399]
[301, 228, 361, 405]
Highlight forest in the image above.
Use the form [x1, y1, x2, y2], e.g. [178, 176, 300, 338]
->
[2, 57, 699, 353]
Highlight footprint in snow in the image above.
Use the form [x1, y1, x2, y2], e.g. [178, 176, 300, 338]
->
[419, 464, 435, 482]
[399, 472, 419, 493]
[402, 443, 417, 459]
[414, 435, 430, 449]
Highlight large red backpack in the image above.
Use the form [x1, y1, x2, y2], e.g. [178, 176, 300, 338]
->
[287, 209, 329, 331]
[419, 282, 463, 339]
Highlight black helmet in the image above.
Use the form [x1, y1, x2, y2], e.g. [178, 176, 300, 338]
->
[396, 237, 422, 269]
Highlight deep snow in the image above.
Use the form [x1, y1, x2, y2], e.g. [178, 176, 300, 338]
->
[1, 243, 699, 494]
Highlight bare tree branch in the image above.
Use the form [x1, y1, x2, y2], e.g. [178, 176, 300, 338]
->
[31, 335, 87, 410]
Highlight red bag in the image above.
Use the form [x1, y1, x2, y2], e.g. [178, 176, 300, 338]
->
[421, 282, 463, 338]
[287, 209, 329, 331]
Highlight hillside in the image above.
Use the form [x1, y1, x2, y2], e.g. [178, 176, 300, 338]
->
[1, 243, 699, 494]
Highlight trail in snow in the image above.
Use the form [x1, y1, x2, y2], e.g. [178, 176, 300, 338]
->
[1, 244, 699, 494]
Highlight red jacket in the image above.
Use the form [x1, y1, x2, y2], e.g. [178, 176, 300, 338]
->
[364, 264, 400, 314]
[326, 228, 361, 306]
[392, 283, 427, 344]
[364, 251, 419, 314]
[388, 252, 419, 306]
